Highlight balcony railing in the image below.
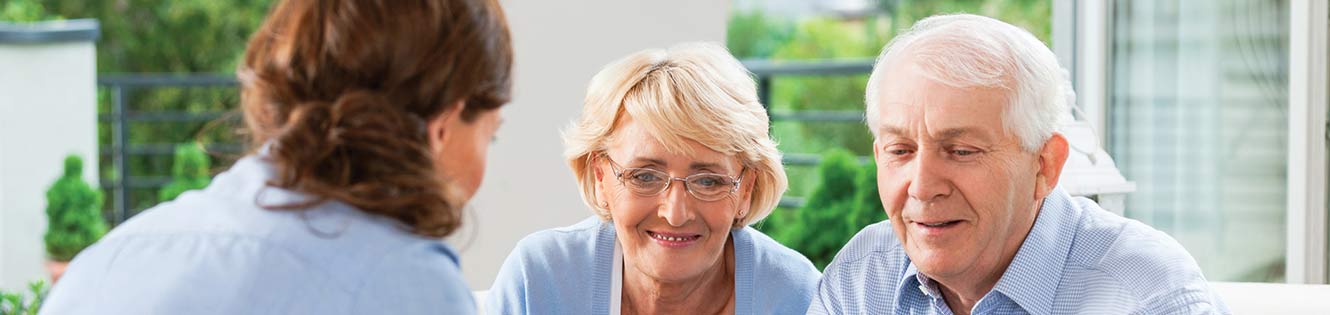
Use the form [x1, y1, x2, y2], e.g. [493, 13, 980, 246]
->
[97, 59, 875, 224]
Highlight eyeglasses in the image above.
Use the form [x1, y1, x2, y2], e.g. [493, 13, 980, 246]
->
[601, 154, 744, 202]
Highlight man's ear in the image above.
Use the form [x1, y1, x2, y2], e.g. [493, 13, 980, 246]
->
[872, 138, 881, 162]
[1035, 133, 1070, 200]
[427, 100, 468, 152]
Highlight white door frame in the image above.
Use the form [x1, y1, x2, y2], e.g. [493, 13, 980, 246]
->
[1286, 0, 1328, 285]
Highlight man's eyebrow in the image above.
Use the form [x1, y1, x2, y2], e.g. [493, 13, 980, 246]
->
[878, 125, 910, 138]
[877, 126, 991, 142]
[935, 128, 971, 140]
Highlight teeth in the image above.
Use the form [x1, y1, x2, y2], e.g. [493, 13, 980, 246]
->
[922, 222, 951, 227]
[651, 232, 693, 242]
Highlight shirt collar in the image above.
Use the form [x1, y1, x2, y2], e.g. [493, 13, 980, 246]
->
[988, 187, 1079, 314]
[896, 187, 1081, 315]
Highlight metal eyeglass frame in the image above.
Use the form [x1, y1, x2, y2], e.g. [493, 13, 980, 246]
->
[601, 153, 744, 201]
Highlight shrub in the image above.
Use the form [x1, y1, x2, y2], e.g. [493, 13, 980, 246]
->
[158, 143, 212, 202]
[764, 149, 885, 269]
[44, 155, 108, 262]
[0, 280, 48, 315]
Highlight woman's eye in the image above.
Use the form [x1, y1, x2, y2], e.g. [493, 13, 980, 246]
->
[632, 172, 662, 182]
[694, 177, 720, 187]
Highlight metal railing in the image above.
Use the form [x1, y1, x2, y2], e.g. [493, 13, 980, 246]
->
[95, 59, 875, 223]
[745, 58, 874, 208]
[99, 73, 239, 224]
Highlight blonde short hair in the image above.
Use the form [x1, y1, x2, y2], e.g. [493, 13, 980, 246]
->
[564, 42, 788, 227]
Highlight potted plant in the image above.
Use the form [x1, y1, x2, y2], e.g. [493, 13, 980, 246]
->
[157, 143, 212, 203]
[43, 155, 107, 283]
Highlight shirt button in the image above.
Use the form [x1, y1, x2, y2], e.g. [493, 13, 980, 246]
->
[918, 285, 929, 296]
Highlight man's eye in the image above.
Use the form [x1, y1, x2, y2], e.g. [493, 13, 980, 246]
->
[888, 149, 913, 156]
[953, 149, 977, 156]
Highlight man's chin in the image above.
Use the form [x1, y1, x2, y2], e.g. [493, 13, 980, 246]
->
[905, 246, 967, 276]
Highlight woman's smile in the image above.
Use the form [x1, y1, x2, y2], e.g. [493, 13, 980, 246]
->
[645, 230, 704, 248]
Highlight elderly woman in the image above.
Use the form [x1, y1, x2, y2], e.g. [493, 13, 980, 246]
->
[42, 0, 511, 314]
[487, 43, 818, 314]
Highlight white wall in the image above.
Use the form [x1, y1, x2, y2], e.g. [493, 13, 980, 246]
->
[0, 41, 100, 292]
[453, 0, 729, 289]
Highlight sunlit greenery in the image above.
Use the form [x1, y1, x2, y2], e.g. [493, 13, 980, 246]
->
[44, 155, 106, 262]
[3, 0, 274, 217]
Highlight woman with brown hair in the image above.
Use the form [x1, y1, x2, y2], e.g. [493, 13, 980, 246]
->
[41, 0, 511, 313]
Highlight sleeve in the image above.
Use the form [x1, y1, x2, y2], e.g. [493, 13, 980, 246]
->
[39, 241, 120, 315]
[350, 244, 476, 315]
[806, 263, 843, 315]
[485, 238, 534, 315]
[1139, 287, 1231, 315]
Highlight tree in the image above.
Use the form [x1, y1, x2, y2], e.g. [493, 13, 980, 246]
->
[157, 143, 212, 203]
[0, 0, 61, 22]
[44, 155, 108, 262]
[35, 0, 273, 214]
[764, 149, 884, 269]
[847, 158, 886, 231]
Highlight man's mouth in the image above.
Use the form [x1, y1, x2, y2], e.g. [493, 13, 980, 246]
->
[916, 220, 960, 228]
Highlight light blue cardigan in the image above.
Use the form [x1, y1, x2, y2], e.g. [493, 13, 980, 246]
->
[487, 216, 820, 314]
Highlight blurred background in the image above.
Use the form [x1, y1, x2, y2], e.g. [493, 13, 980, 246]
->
[0, 0, 1326, 306]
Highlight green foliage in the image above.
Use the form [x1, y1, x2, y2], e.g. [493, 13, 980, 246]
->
[847, 159, 886, 230]
[769, 17, 878, 159]
[44, 155, 108, 262]
[0, 280, 48, 315]
[726, 10, 794, 59]
[763, 149, 884, 269]
[158, 143, 212, 202]
[36, 0, 272, 214]
[45, 0, 273, 73]
[0, 0, 62, 22]
[882, 0, 1052, 45]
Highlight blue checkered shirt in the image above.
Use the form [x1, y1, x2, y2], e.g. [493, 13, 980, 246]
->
[807, 188, 1230, 315]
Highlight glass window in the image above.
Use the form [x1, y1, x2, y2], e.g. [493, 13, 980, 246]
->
[1108, 0, 1289, 282]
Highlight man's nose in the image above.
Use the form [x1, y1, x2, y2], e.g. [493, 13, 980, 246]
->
[907, 152, 951, 202]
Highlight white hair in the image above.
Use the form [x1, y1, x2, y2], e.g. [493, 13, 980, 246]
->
[864, 14, 1074, 151]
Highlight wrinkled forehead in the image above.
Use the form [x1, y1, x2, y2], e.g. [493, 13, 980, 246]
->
[606, 116, 739, 170]
[873, 62, 1013, 142]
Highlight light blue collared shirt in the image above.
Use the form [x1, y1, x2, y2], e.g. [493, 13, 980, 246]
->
[41, 154, 475, 315]
[487, 216, 821, 315]
[808, 188, 1230, 315]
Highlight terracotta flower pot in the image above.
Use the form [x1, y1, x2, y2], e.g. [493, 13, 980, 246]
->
[45, 260, 69, 284]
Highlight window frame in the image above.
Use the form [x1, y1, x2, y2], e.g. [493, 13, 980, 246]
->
[1056, 0, 1330, 284]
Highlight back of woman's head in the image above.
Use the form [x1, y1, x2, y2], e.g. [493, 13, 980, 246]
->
[238, 0, 512, 238]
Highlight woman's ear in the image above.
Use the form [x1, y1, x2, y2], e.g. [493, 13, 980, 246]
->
[427, 100, 468, 154]
[593, 156, 610, 209]
[736, 168, 756, 220]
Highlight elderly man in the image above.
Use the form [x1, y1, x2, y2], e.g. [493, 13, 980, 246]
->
[808, 14, 1229, 315]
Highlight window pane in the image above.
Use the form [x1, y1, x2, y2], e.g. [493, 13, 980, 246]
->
[1108, 0, 1289, 282]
